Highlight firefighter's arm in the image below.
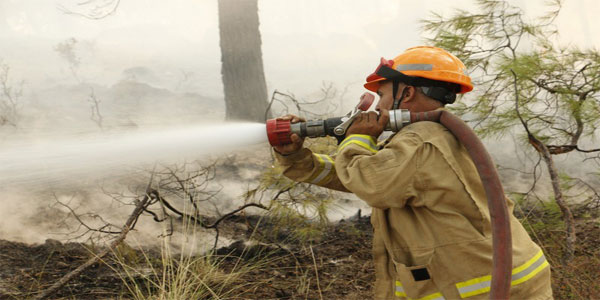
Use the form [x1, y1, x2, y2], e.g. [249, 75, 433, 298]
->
[274, 148, 351, 192]
[334, 132, 423, 209]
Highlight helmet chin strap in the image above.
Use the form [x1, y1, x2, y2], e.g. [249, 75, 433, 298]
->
[392, 81, 408, 110]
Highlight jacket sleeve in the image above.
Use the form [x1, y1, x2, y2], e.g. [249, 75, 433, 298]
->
[334, 133, 423, 209]
[274, 148, 351, 192]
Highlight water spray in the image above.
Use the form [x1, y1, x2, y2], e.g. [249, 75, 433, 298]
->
[265, 93, 513, 299]
[0, 123, 268, 187]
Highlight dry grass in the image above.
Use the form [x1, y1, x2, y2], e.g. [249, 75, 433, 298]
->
[516, 201, 600, 299]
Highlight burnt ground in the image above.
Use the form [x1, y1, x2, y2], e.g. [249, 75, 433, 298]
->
[216, 215, 375, 300]
[0, 213, 598, 300]
[0, 239, 127, 299]
[0, 215, 374, 300]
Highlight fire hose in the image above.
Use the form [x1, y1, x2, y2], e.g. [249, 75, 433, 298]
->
[266, 93, 512, 299]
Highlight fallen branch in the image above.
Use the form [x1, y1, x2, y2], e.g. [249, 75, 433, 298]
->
[207, 203, 269, 252]
[149, 190, 269, 251]
[34, 182, 154, 299]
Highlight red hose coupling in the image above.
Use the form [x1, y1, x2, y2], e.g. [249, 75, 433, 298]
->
[266, 118, 292, 147]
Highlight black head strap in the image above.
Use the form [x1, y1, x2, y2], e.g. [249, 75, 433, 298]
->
[421, 86, 457, 104]
[377, 65, 461, 104]
[392, 78, 399, 102]
[393, 86, 407, 109]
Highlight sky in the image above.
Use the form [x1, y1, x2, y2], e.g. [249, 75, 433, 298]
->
[0, 0, 598, 103]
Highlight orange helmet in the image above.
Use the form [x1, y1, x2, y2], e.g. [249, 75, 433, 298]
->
[364, 46, 473, 104]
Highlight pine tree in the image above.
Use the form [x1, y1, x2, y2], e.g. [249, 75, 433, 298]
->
[422, 0, 600, 263]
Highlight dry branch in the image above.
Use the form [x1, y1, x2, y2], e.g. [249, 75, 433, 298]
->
[512, 69, 576, 262]
[34, 186, 153, 299]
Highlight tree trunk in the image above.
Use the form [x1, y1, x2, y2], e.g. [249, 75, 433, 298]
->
[529, 135, 576, 263]
[218, 0, 270, 122]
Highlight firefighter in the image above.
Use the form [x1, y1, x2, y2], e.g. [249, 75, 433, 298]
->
[273, 46, 552, 299]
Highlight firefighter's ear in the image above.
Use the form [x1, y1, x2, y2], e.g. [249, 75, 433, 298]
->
[402, 86, 417, 103]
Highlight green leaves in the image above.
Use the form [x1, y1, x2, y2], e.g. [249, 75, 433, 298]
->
[421, 0, 600, 156]
[247, 137, 340, 243]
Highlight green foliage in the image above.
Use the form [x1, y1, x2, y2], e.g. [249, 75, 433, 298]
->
[515, 198, 600, 299]
[559, 172, 576, 191]
[423, 0, 600, 265]
[114, 242, 143, 266]
[262, 181, 334, 242]
[248, 137, 339, 243]
[523, 200, 565, 235]
[509, 192, 526, 207]
[512, 191, 564, 234]
[422, 0, 600, 147]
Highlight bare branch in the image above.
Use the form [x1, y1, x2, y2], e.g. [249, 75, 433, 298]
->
[34, 173, 154, 300]
[0, 61, 22, 127]
[87, 88, 103, 129]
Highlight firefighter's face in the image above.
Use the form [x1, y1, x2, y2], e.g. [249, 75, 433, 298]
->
[375, 81, 394, 111]
[375, 81, 408, 111]
[375, 81, 417, 111]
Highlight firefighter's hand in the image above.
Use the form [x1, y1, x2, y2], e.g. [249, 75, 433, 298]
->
[346, 109, 389, 138]
[273, 114, 306, 155]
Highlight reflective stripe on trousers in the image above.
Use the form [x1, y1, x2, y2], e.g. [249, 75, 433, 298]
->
[455, 250, 550, 298]
[395, 281, 445, 300]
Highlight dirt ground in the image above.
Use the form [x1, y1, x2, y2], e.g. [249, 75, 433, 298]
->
[0, 214, 374, 300]
[0, 213, 598, 299]
[217, 215, 375, 300]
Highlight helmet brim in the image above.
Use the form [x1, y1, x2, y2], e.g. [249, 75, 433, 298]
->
[364, 78, 386, 92]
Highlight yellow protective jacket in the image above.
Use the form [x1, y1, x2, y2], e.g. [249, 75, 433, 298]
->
[275, 121, 552, 300]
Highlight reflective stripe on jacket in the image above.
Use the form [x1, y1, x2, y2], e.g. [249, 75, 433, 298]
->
[275, 121, 552, 300]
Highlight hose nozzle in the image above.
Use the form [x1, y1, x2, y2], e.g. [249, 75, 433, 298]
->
[266, 92, 413, 147]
